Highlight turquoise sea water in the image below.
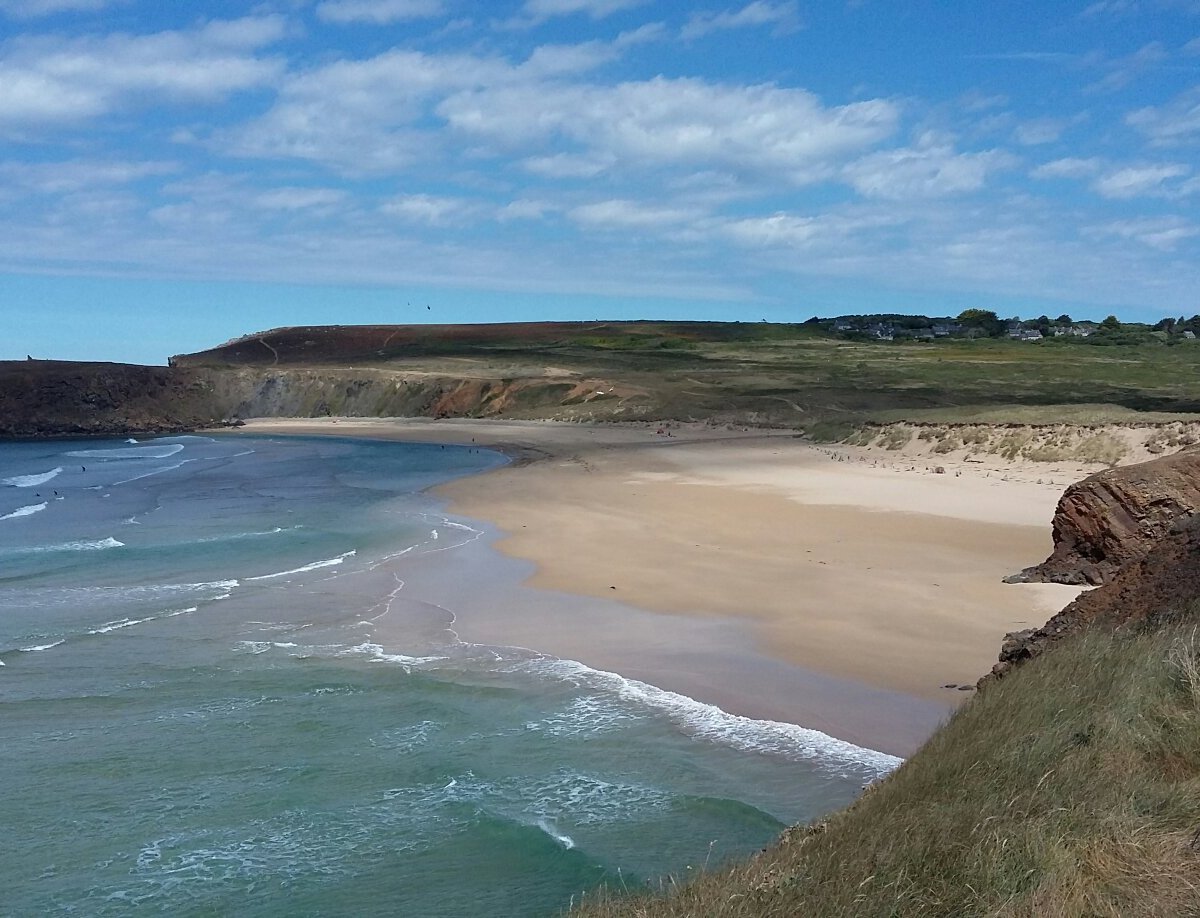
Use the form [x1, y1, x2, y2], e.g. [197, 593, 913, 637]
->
[0, 435, 898, 917]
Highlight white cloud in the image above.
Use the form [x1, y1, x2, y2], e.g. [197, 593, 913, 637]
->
[569, 198, 698, 229]
[1088, 41, 1169, 92]
[1089, 216, 1199, 251]
[1092, 163, 1190, 198]
[440, 77, 898, 182]
[316, 0, 446, 24]
[0, 0, 118, 17]
[1081, 0, 1138, 16]
[497, 198, 555, 221]
[523, 152, 614, 177]
[254, 187, 347, 211]
[722, 212, 818, 246]
[0, 17, 285, 132]
[227, 49, 507, 172]
[0, 158, 176, 194]
[1013, 117, 1069, 145]
[1031, 157, 1103, 179]
[681, 1, 800, 41]
[1127, 87, 1200, 145]
[381, 193, 476, 224]
[518, 0, 647, 23]
[842, 137, 1013, 200]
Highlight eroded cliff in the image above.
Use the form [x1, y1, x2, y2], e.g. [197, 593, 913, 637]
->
[1009, 448, 1200, 585]
[993, 448, 1200, 677]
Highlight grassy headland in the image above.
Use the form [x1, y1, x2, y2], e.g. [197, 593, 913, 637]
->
[170, 321, 1200, 432]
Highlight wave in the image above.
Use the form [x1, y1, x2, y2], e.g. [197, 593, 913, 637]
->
[191, 526, 299, 546]
[20, 640, 64, 652]
[536, 817, 575, 850]
[525, 657, 902, 778]
[342, 641, 447, 670]
[245, 551, 356, 581]
[67, 444, 185, 460]
[88, 616, 156, 635]
[3, 467, 62, 488]
[5, 537, 125, 556]
[0, 502, 47, 521]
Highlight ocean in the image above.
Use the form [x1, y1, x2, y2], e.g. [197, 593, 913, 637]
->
[0, 433, 899, 917]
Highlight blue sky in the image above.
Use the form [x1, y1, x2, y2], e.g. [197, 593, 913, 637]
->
[2, 0, 1199, 363]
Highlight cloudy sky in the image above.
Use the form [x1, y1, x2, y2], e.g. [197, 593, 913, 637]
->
[2, 0, 1199, 362]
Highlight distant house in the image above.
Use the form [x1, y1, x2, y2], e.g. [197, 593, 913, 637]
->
[1184, 331, 1196, 340]
[931, 323, 962, 337]
[833, 320, 855, 331]
[1016, 329, 1043, 341]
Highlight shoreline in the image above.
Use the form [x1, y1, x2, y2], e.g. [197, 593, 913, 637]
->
[228, 417, 1089, 756]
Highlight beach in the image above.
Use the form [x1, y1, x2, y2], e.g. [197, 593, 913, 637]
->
[236, 418, 1089, 755]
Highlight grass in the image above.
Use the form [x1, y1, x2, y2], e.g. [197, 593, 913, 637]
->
[573, 621, 1200, 917]
[182, 325, 1200, 428]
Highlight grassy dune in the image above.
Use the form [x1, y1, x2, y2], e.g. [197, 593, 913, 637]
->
[575, 622, 1200, 917]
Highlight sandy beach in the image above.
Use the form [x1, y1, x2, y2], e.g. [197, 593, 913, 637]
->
[233, 417, 1090, 754]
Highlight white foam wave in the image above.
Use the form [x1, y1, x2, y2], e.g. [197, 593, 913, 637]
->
[235, 641, 272, 654]
[525, 695, 643, 738]
[343, 641, 446, 670]
[67, 443, 185, 460]
[246, 551, 356, 581]
[0, 502, 47, 520]
[3, 466, 62, 488]
[11, 537, 125, 555]
[89, 616, 155, 635]
[528, 658, 902, 777]
[20, 640, 64, 652]
[536, 817, 575, 849]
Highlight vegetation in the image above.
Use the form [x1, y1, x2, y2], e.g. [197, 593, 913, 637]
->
[574, 621, 1200, 917]
[176, 321, 1200, 430]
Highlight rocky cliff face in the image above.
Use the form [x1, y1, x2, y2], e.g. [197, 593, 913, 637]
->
[994, 516, 1200, 676]
[991, 448, 1200, 680]
[1008, 449, 1200, 586]
[0, 362, 644, 439]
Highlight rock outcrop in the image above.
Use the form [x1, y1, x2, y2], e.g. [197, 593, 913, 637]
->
[993, 514, 1200, 677]
[1007, 449, 1200, 586]
[990, 449, 1200, 681]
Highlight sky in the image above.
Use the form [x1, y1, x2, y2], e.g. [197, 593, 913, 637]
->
[2, 0, 1199, 364]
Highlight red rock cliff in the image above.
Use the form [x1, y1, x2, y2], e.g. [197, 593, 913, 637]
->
[1011, 449, 1200, 586]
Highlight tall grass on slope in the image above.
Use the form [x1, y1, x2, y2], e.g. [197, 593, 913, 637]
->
[575, 624, 1200, 917]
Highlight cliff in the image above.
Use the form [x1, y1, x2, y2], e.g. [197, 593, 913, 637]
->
[990, 448, 1200, 677]
[0, 360, 234, 438]
[0, 360, 646, 439]
[1008, 448, 1200, 585]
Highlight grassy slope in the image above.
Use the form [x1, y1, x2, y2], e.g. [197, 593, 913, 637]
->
[577, 622, 1200, 917]
[175, 325, 1200, 428]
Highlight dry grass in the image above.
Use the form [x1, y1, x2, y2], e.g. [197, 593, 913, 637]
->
[573, 623, 1200, 917]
